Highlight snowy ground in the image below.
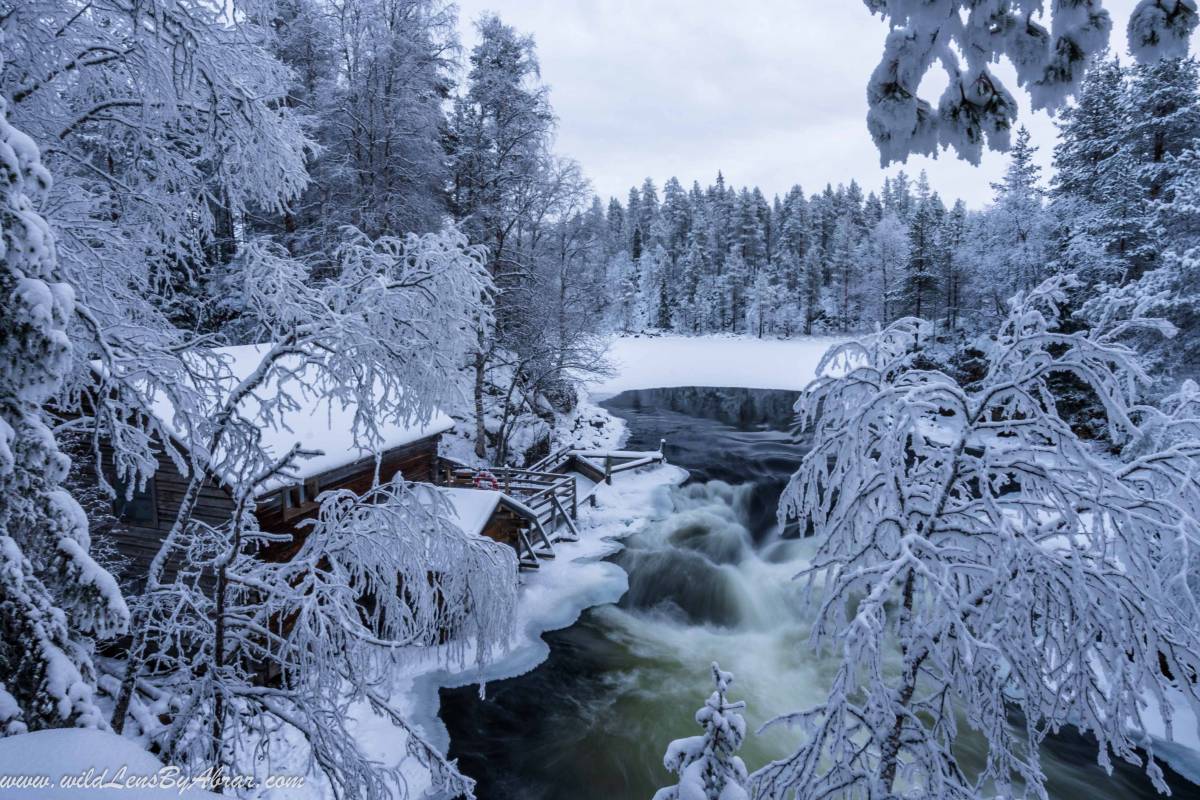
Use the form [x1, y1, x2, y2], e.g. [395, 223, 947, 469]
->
[0, 728, 222, 799]
[587, 333, 845, 398]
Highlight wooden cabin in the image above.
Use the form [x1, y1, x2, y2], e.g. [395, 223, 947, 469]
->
[100, 344, 455, 587]
[98, 342, 587, 584]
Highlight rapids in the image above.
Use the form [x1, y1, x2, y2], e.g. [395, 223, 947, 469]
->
[439, 387, 1196, 799]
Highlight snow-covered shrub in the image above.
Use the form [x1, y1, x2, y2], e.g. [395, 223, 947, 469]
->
[0, 49, 128, 734]
[753, 275, 1200, 799]
[655, 662, 749, 800]
[127, 477, 516, 800]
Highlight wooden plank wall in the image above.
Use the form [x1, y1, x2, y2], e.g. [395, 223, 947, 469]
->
[101, 435, 440, 585]
[99, 443, 235, 591]
[254, 437, 438, 530]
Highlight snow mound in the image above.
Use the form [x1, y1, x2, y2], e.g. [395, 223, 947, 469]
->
[589, 335, 844, 398]
[0, 729, 222, 799]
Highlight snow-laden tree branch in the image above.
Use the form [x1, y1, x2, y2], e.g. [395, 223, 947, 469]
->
[127, 478, 516, 800]
[862, 1, 1197, 165]
[103, 226, 505, 797]
[0, 42, 128, 735]
[753, 275, 1200, 799]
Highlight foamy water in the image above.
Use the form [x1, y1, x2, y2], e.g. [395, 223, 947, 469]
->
[439, 387, 1195, 799]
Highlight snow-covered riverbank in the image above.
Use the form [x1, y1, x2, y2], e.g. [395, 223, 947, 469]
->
[277, 397, 689, 800]
[357, 463, 689, 800]
[365, 335, 845, 797]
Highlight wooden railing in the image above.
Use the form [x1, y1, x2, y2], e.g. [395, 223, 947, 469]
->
[439, 461, 579, 536]
[527, 441, 667, 486]
[434, 443, 667, 569]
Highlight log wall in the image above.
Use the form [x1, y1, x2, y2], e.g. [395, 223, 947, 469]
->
[103, 435, 441, 584]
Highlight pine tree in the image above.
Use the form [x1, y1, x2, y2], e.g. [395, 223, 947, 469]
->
[654, 662, 749, 800]
[1121, 56, 1200, 279]
[828, 215, 858, 331]
[723, 246, 749, 333]
[984, 126, 1051, 305]
[657, 277, 673, 331]
[940, 200, 969, 332]
[903, 173, 941, 319]
[606, 196, 626, 257]
[1096, 142, 1200, 383]
[662, 177, 691, 264]
[639, 177, 661, 250]
[628, 186, 643, 260]
[0, 87, 128, 735]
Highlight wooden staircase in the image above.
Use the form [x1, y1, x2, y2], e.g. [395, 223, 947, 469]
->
[437, 442, 666, 571]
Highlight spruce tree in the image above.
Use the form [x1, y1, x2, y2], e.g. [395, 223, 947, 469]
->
[903, 173, 941, 320]
[654, 663, 749, 800]
[986, 126, 1051, 301]
[0, 89, 128, 735]
[940, 200, 969, 332]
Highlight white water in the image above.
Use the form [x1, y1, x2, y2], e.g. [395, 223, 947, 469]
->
[440, 387, 1196, 799]
[597, 479, 839, 767]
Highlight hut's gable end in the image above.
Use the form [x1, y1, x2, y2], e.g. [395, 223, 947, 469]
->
[101, 432, 441, 583]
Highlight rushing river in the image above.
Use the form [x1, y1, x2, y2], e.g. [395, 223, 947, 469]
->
[440, 387, 1196, 799]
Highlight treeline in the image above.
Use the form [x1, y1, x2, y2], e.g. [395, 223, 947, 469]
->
[593, 170, 967, 336]
[596, 55, 1200, 386]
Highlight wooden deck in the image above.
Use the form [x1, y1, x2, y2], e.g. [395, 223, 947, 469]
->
[437, 443, 666, 570]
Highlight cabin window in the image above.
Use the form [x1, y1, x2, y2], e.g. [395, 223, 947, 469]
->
[113, 476, 157, 526]
[281, 479, 321, 520]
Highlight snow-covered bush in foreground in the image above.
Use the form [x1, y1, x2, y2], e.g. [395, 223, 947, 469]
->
[753, 275, 1200, 799]
[862, 1, 1197, 165]
[0, 53, 128, 735]
[126, 478, 516, 800]
[655, 662, 749, 800]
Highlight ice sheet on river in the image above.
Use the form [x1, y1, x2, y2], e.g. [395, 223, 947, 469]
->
[588, 334, 845, 398]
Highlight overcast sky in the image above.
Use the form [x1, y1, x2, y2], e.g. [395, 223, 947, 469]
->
[454, 0, 1162, 208]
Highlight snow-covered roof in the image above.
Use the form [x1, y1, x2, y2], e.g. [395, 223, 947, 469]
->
[133, 344, 454, 495]
[440, 487, 503, 538]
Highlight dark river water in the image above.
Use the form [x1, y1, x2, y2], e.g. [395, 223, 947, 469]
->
[440, 387, 1199, 800]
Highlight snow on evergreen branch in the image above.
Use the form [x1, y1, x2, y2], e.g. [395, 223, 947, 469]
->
[655, 662, 750, 800]
[863, 1, 1198, 164]
[0, 36, 128, 735]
